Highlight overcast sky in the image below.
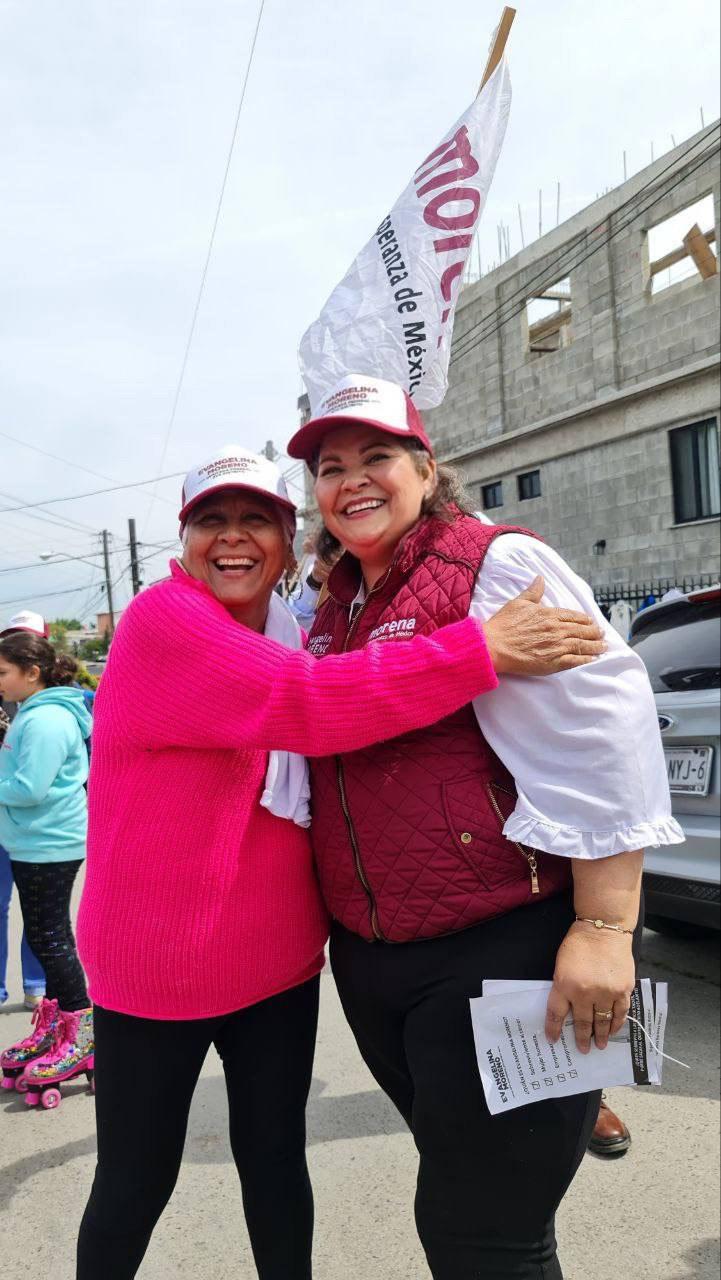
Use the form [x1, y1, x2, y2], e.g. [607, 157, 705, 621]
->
[1, 0, 719, 626]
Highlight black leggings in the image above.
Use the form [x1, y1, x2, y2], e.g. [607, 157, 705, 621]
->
[11, 859, 88, 1011]
[331, 893, 642, 1280]
[77, 976, 320, 1280]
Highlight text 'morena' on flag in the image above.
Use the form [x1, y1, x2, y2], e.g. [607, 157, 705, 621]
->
[299, 56, 512, 415]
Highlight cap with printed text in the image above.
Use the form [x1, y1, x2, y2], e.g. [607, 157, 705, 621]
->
[287, 374, 434, 462]
[178, 446, 297, 531]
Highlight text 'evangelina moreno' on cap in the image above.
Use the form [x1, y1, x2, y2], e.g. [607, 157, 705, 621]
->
[178, 446, 297, 531]
[287, 373, 435, 463]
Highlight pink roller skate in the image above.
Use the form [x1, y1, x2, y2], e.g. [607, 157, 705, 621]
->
[21, 1007, 94, 1111]
[1, 998, 60, 1093]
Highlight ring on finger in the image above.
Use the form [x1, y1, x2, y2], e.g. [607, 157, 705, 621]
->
[594, 1009, 614, 1020]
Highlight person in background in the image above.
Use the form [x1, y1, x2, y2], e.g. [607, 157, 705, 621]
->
[287, 373, 682, 1278]
[0, 839, 47, 1012]
[588, 1091, 631, 1157]
[287, 533, 341, 630]
[0, 609, 51, 722]
[0, 634, 93, 1097]
[0, 611, 48, 1012]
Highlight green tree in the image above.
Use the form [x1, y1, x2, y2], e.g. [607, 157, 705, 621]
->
[48, 617, 82, 652]
[50, 617, 82, 630]
[74, 663, 98, 691]
[78, 634, 110, 661]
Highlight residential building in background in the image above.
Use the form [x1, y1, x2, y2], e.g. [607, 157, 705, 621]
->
[423, 125, 720, 598]
[298, 126, 720, 603]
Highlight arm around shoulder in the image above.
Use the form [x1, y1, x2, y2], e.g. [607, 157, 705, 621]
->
[108, 576, 498, 757]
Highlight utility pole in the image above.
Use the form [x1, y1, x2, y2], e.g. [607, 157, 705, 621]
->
[101, 529, 115, 636]
[128, 518, 142, 596]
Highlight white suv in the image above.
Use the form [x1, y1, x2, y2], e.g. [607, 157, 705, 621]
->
[629, 585, 720, 935]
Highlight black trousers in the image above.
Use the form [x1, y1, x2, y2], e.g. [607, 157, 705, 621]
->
[331, 893, 632, 1280]
[11, 859, 88, 1011]
[76, 976, 320, 1280]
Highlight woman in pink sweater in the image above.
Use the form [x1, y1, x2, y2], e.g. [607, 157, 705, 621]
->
[75, 446, 604, 1280]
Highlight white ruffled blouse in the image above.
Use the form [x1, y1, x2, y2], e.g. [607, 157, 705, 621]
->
[469, 520, 684, 859]
[303, 519, 685, 861]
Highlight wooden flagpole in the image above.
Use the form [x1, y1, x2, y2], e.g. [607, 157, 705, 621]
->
[478, 6, 516, 93]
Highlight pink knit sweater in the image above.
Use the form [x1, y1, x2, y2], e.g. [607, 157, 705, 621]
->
[77, 562, 497, 1019]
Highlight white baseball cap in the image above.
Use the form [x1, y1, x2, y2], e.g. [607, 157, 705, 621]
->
[0, 610, 49, 639]
[287, 373, 434, 462]
[178, 445, 297, 531]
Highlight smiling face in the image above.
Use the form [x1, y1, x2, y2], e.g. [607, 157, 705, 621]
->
[181, 490, 290, 630]
[313, 424, 436, 583]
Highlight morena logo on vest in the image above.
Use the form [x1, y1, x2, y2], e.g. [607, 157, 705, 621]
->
[367, 617, 418, 643]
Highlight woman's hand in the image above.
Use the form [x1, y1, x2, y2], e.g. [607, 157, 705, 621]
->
[545, 923, 636, 1053]
[483, 576, 605, 676]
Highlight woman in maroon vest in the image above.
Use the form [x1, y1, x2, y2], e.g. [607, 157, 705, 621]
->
[288, 373, 682, 1280]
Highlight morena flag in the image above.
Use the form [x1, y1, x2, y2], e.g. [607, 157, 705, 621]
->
[299, 58, 511, 414]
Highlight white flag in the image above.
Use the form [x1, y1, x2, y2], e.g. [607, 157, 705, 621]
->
[299, 59, 511, 414]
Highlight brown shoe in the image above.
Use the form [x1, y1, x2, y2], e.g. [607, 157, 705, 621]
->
[588, 1097, 631, 1157]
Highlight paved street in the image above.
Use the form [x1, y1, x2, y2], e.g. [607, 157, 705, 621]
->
[1, 887, 719, 1280]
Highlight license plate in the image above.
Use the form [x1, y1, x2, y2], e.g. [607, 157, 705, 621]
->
[665, 746, 714, 796]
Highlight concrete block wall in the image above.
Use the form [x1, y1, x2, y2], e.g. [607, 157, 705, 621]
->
[613, 150, 720, 386]
[421, 126, 721, 588]
[427, 128, 720, 444]
[457, 364, 720, 588]
[462, 426, 720, 589]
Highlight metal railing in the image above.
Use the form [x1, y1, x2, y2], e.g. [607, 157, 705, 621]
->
[593, 574, 718, 611]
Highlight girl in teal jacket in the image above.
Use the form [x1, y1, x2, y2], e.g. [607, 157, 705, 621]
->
[0, 633, 93, 1092]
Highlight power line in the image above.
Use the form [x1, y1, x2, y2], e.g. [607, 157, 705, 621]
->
[0, 542, 178, 613]
[76, 563, 105, 621]
[451, 126, 720, 364]
[0, 424, 174, 507]
[143, 0, 268, 534]
[0, 470, 187, 514]
[88, 541, 178, 616]
[0, 487, 102, 536]
[0, 583, 98, 608]
[0, 453, 313, 519]
[450, 148, 717, 369]
[450, 125, 720, 367]
[0, 538, 176, 580]
[0, 518, 93, 559]
[0, 533, 175, 577]
[0, 551, 106, 576]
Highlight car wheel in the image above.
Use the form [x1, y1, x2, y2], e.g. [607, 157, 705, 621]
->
[644, 914, 716, 939]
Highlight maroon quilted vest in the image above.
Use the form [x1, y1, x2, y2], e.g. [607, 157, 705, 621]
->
[307, 510, 572, 942]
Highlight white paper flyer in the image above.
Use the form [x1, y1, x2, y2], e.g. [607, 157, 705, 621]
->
[470, 980, 668, 1116]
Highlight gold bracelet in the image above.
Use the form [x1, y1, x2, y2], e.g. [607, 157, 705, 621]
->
[575, 916, 634, 936]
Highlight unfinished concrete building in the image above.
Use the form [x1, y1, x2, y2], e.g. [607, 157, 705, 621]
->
[421, 124, 720, 598]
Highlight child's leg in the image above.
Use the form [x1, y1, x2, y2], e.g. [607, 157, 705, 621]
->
[11, 861, 88, 1010]
[0, 847, 12, 1003]
[20, 931, 46, 998]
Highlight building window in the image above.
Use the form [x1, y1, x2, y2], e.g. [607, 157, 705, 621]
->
[525, 277, 572, 356]
[647, 194, 717, 294]
[482, 481, 503, 510]
[670, 419, 720, 523]
[518, 470, 541, 501]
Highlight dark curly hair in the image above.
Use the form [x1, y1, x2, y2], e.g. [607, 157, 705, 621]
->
[311, 439, 473, 564]
[0, 632, 78, 687]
